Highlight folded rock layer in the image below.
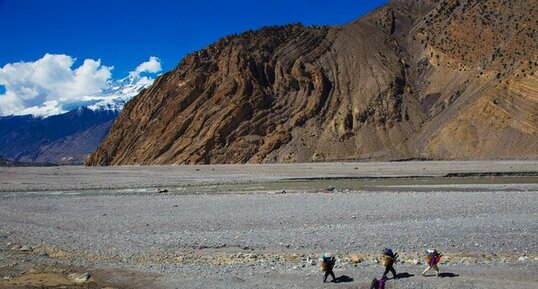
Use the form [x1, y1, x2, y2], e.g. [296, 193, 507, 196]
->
[87, 0, 538, 165]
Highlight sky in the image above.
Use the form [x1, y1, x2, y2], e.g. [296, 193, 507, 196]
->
[0, 0, 388, 116]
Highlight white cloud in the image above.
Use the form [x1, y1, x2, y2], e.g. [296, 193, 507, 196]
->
[129, 56, 162, 78]
[18, 100, 64, 117]
[0, 54, 112, 116]
[0, 54, 162, 117]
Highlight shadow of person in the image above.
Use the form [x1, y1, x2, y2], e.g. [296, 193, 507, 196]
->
[335, 275, 354, 283]
[395, 272, 414, 279]
[439, 272, 459, 278]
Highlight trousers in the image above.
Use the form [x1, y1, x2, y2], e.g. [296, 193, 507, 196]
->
[323, 269, 336, 282]
[422, 264, 440, 276]
[382, 265, 397, 279]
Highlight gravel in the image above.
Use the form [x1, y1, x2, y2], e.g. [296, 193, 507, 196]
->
[1, 160, 537, 192]
[0, 161, 537, 288]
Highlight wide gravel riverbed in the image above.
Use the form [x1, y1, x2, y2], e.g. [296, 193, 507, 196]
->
[0, 161, 537, 288]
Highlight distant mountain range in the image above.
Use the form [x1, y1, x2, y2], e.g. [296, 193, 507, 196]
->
[88, 0, 537, 165]
[0, 76, 152, 165]
[0, 108, 118, 165]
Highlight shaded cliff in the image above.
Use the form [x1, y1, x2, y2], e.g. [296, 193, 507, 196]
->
[87, 0, 537, 165]
[0, 108, 118, 165]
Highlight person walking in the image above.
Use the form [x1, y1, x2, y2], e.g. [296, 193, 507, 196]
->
[320, 252, 337, 283]
[422, 249, 443, 277]
[381, 247, 399, 279]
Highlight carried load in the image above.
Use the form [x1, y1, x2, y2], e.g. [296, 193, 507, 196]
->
[424, 249, 442, 265]
[382, 247, 398, 267]
[320, 252, 335, 272]
[422, 249, 443, 276]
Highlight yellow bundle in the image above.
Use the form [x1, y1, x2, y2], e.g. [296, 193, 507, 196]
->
[320, 261, 329, 272]
[382, 255, 394, 267]
[425, 254, 433, 265]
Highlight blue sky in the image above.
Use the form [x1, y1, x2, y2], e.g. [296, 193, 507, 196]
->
[0, 0, 387, 116]
[0, 0, 387, 75]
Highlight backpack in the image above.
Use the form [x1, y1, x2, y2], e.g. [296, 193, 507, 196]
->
[320, 253, 335, 271]
[382, 255, 395, 266]
[382, 248, 397, 266]
[425, 250, 441, 265]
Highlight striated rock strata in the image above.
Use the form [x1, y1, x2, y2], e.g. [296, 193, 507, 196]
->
[87, 0, 538, 165]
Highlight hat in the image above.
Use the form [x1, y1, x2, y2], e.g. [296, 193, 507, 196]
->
[322, 252, 335, 258]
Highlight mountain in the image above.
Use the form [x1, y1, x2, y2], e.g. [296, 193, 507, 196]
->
[0, 108, 118, 165]
[0, 157, 28, 167]
[85, 75, 155, 112]
[87, 0, 538, 165]
[0, 73, 156, 165]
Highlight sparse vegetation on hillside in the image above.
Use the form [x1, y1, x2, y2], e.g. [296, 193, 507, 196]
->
[87, 0, 538, 165]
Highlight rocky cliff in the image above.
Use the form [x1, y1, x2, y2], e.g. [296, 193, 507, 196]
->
[87, 0, 537, 165]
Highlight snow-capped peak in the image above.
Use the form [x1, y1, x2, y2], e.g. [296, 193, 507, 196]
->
[86, 74, 155, 112]
[0, 55, 162, 118]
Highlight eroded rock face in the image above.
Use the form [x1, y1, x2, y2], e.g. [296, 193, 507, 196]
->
[87, 0, 538, 165]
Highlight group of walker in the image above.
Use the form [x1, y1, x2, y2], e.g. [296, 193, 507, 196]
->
[319, 248, 443, 287]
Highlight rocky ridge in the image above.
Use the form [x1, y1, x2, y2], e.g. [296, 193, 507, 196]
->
[87, 0, 538, 165]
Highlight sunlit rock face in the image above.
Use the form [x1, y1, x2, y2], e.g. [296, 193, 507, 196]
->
[88, 0, 538, 165]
